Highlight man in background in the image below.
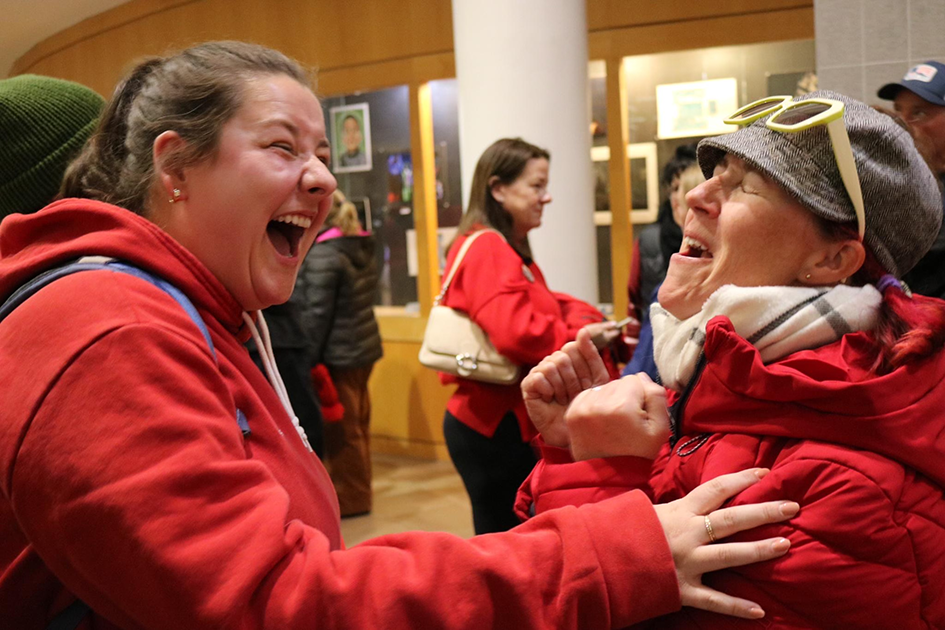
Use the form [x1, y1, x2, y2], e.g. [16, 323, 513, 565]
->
[878, 61, 945, 299]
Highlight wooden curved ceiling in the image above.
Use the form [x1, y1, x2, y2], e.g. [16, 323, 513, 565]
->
[2, 0, 128, 77]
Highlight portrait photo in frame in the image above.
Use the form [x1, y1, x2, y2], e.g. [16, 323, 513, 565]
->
[330, 103, 373, 173]
[590, 142, 659, 225]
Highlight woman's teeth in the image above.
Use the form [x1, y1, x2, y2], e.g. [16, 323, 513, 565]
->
[683, 236, 711, 258]
[273, 214, 312, 229]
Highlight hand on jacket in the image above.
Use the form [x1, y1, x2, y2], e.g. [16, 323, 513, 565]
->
[656, 468, 799, 620]
[522, 327, 668, 459]
[522, 328, 610, 448]
[564, 371, 670, 460]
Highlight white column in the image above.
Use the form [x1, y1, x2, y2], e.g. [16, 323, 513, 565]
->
[452, 0, 598, 303]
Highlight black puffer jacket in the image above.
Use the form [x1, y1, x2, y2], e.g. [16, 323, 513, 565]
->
[295, 230, 383, 369]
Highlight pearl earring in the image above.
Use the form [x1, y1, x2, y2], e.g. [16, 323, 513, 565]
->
[805, 273, 811, 280]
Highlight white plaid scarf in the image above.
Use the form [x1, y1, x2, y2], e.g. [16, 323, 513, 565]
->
[650, 284, 883, 392]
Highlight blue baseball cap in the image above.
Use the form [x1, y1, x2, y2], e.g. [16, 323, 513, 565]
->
[877, 61, 945, 106]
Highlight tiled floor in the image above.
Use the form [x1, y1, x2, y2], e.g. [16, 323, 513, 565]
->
[340, 453, 475, 546]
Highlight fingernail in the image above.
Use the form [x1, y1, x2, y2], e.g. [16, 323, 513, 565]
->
[772, 538, 790, 553]
[754, 468, 770, 479]
[748, 607, 765, 619]
[780, 501, 800, 517]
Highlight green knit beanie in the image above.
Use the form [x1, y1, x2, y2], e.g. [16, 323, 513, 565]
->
[0, 74, 105, 219]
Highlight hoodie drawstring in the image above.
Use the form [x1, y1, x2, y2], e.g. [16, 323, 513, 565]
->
[242, 311, 314, 453]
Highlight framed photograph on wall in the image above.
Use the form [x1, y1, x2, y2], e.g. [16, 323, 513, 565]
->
[330, 103, 373, 173]
[656, 78, 738, 139]
[628, 142, 659, 224]
[590, 142, 660, 225]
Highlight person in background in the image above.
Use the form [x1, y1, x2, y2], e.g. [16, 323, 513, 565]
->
[622, 145, 697, 368]
[437, 137, 627, 535]
[0, 74, 104, 220]
[877, 61, 945, 299]
[0, 41, 799, 628]
[627, 145, 697, 324]
[623, 162, 705, 380]
[522, 91, 945, 628]
[295, 190, 382, 517]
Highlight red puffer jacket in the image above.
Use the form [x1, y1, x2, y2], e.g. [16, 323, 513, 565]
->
[518, 316, 945, 629]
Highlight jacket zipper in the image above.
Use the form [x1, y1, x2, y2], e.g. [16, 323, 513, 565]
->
[668, 350, 708, 449]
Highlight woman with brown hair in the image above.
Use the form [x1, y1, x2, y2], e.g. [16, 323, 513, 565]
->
[436, 137, 626, 534]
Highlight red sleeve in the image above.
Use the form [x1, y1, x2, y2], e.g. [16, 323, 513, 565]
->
[516, 439, 656, 520]
[553, 291, 605, 333]
[10, 324, 680, 630]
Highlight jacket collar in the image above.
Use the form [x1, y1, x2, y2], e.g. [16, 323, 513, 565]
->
[678, 316, 945, 487]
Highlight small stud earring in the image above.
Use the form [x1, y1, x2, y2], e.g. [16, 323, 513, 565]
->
[805, 273, 811, 280]
[168, 188, 181, 204]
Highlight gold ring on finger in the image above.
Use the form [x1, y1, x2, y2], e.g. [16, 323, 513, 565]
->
[704, 514, 718, 543]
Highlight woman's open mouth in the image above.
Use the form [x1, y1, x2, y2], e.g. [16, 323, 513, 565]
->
[681, 236, 713, 259]
[267, 214, 312, 258]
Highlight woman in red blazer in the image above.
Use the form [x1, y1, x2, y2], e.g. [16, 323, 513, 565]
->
[439, 138, 621, 534]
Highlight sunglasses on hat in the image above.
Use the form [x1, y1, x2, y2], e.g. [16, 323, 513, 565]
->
[724, 96, 865, 240]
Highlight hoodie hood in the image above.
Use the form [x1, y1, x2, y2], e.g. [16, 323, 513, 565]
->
[682, 317, 945, 487]
[0, 198, 246, 334]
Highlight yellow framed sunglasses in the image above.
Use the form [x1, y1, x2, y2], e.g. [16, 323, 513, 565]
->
[724, 96, 865, 240]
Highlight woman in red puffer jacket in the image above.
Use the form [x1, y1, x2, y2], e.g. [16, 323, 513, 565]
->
[520, 92, 945, 629]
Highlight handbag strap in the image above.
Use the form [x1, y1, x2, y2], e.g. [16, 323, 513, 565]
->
[435, 229, 505, 306]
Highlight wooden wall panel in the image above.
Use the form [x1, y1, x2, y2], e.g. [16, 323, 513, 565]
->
[14, 0, 454, 95]
[589, 7, 814, 59]
[587, 0, 813, 32]
[369, 339, 455, 461]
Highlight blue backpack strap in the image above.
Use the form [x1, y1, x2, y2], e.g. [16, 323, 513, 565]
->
[0, 257, 249, 438]
[97, 261, 251, 436]
[0, 257, 212, 357]
[1, 258, 253, 630]
[99, 260, 216, 358]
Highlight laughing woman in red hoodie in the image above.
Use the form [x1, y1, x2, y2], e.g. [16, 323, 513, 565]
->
[522, 91, 945, 628]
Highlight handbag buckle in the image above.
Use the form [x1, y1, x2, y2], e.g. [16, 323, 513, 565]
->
[455, 352, 479, 372]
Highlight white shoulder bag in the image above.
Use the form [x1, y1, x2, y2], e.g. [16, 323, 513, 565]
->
[418, 230, 521, 385]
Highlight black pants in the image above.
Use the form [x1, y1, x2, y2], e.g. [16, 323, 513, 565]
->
[443, 410, 537, 535]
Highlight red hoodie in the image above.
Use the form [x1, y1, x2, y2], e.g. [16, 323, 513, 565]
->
[519, 316, 945, 629]
[0, 199, 680, 629]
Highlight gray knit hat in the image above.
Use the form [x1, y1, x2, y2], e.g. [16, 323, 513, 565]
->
[0, 74, 105, 219]
[697, 90, 942, 277]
